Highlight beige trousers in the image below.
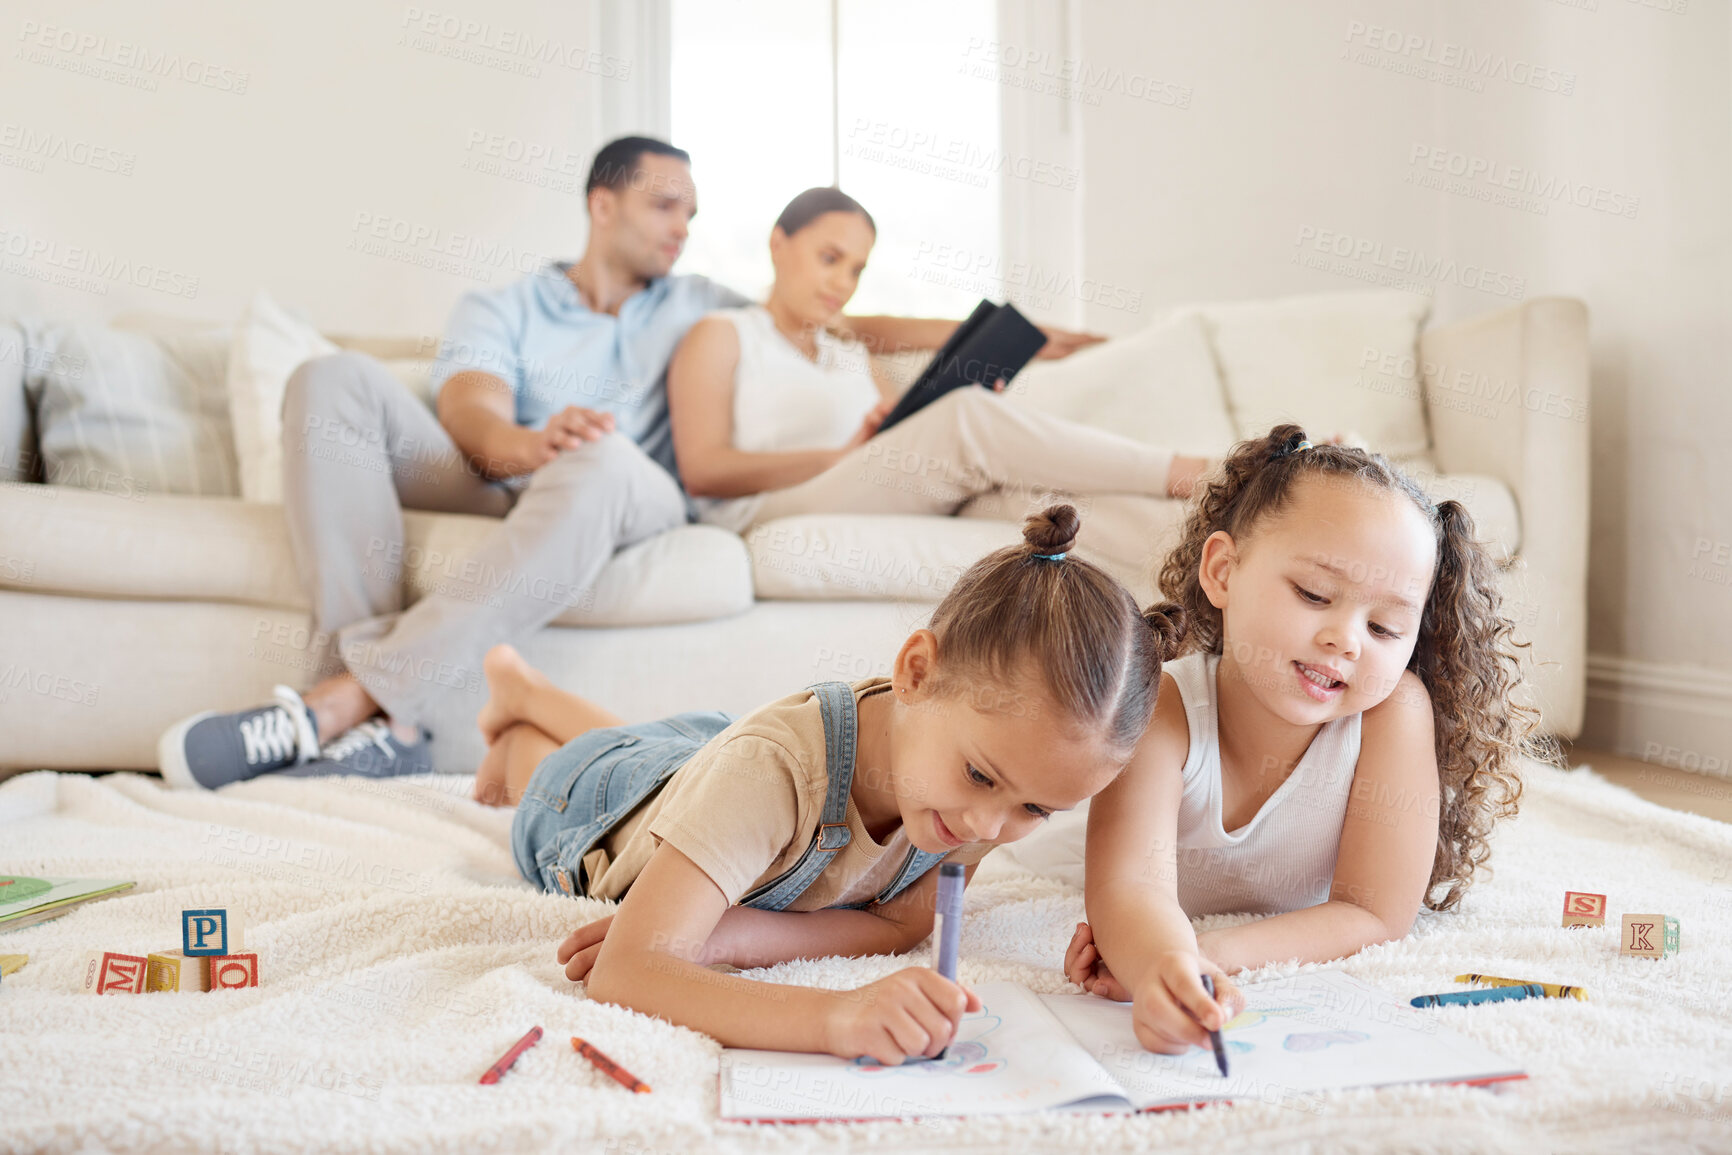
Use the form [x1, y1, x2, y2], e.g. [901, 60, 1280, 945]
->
[750, 386, 1174, 520]
[710, 386, 1180, 593]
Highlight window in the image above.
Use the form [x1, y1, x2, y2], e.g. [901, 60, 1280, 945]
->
[670, 0, 1000, 316]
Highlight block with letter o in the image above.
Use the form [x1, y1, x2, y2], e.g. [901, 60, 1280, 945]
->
[209, 952, 259, 989]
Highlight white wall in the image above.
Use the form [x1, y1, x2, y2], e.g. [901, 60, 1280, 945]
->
[0, 0, 626, 334]
[3, 0, 1727, 763]
[1043, 0, 1729, 764]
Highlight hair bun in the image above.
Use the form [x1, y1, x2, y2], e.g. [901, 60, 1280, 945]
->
[1142, 601, 1188, 661]
[1023, 504, 1080, 556]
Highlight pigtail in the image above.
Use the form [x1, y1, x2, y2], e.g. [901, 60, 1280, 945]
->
[1410, 500, 1547, 911]
[1142, 602, 1189, 662]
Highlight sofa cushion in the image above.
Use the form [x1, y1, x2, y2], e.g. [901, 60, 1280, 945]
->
[17, 320, 239, 498]
[0, 483, 754, 627]
[226, 291, 338, 503]
[1003, 311, 1238, 455]
[747, 514, 1025, 602]
[399, 512, 753, 626]
[1194, 290, 1433, 459]
[1394, 459, 1522, 561]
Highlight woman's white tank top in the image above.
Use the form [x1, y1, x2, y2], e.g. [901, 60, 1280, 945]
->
[1167, 651, 1362, 916]
[696, 305, 880, 532]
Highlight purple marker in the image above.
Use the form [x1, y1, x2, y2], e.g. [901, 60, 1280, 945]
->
[934, 863, 965, 1060]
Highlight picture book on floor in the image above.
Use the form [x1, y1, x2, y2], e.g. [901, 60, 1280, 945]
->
[718, 971, 1525, 1120]
[0, 876, 135, 931]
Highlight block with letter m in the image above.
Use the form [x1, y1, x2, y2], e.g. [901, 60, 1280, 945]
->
[80, 951, 148, 994]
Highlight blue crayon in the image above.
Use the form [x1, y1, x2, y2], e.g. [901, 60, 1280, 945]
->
[1200, 974, 1230, 1077]
[1410, 983, 1545, 1008]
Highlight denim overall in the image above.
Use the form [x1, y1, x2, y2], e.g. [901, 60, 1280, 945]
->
[509, 682, 948, 910]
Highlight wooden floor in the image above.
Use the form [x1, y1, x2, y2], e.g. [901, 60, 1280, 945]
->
[1566, 745, 1732, 824]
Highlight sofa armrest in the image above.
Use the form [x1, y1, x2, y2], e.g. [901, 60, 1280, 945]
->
[0, 319, 39, 483]
[1419, 296, 1590, 737]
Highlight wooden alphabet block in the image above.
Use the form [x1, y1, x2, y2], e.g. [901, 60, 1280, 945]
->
[79, 950, 149, 994]
[181, 908, 234, 957]
[147, 949, 210, 993]
[1561, 891, 1607, 928]
[208, 952, 259, 990]
[1621, 914, 1679, 959]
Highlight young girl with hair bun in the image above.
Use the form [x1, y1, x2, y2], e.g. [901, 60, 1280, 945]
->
[1043, 425, 1547, 1057]
[474, 504, 1187, 1065]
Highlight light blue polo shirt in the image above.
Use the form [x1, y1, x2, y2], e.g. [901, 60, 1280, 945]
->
[428, 262, 749, 483]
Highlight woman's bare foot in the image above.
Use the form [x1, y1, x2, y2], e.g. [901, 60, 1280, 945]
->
[477, 644, 549, 745]
[1165, 454, 1213, 499]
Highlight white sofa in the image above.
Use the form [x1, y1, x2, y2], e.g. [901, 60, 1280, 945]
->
[0, 291, 1588, 773]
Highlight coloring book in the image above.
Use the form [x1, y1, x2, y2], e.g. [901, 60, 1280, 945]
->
[0, 876, 134, 930]
[718, 971, 1525, 1120]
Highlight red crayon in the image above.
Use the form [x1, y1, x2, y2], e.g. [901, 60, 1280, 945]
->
[479, 1025, 544, 1084]
[571, 1036, 652, 1094]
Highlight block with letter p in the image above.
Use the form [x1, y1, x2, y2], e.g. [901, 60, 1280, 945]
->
[181, 908, 234, 956]
[1561, 891, 1607, 929]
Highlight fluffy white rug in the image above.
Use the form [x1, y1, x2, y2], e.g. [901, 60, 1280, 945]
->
[0, 762, 1728, 1154]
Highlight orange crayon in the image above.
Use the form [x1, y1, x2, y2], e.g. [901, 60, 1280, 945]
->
[571, 1036, 652, 1094]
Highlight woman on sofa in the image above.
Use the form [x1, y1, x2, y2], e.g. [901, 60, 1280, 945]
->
[668, 187, 1211, 538]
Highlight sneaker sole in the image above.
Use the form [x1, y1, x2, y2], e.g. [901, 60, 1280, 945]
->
[157, 711, 216, 790]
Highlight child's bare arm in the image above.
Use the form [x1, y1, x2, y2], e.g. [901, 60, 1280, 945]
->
[1081, 680, 1200, 993]
[703, 861, 978, 968]
[1076, 681, 1240, 1053]
[1196, 670, 1440, 973]
[559, 862, 978, 977]
[584, 843, 979, 1062]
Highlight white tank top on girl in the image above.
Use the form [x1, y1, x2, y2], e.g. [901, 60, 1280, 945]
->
[694, 304, 881, 533]
[997, 651, 1362, 917]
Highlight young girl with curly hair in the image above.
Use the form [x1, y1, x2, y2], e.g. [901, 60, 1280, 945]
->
[1046, 424, 1546, 1056]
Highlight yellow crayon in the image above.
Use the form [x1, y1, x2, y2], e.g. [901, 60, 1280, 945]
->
[1455, 973, 1587, 1001]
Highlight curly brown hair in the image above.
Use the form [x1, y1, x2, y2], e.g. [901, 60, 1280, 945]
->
[1154, 425, 1552, 911]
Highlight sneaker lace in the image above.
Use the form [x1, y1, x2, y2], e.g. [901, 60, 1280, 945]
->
[273, 684, 320, 765]
[321, 719, 396, 763]
[238, 708, 297, 766]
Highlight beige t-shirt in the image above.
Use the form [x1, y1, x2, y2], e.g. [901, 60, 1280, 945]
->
[582, 678, 993, 911]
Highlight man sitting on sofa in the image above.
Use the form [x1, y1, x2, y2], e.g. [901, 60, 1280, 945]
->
[158, 135, 1098, 787]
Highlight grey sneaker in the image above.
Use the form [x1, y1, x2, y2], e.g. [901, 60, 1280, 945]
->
[280, 718, 433, 779]
[158, 685, 321, 790]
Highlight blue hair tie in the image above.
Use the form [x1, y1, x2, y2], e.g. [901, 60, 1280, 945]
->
[1033, 551, 1068, 561]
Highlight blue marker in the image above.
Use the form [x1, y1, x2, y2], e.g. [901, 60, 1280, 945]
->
[1410, 983, 1544, 1008]
[933, 863, 965, 1060]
